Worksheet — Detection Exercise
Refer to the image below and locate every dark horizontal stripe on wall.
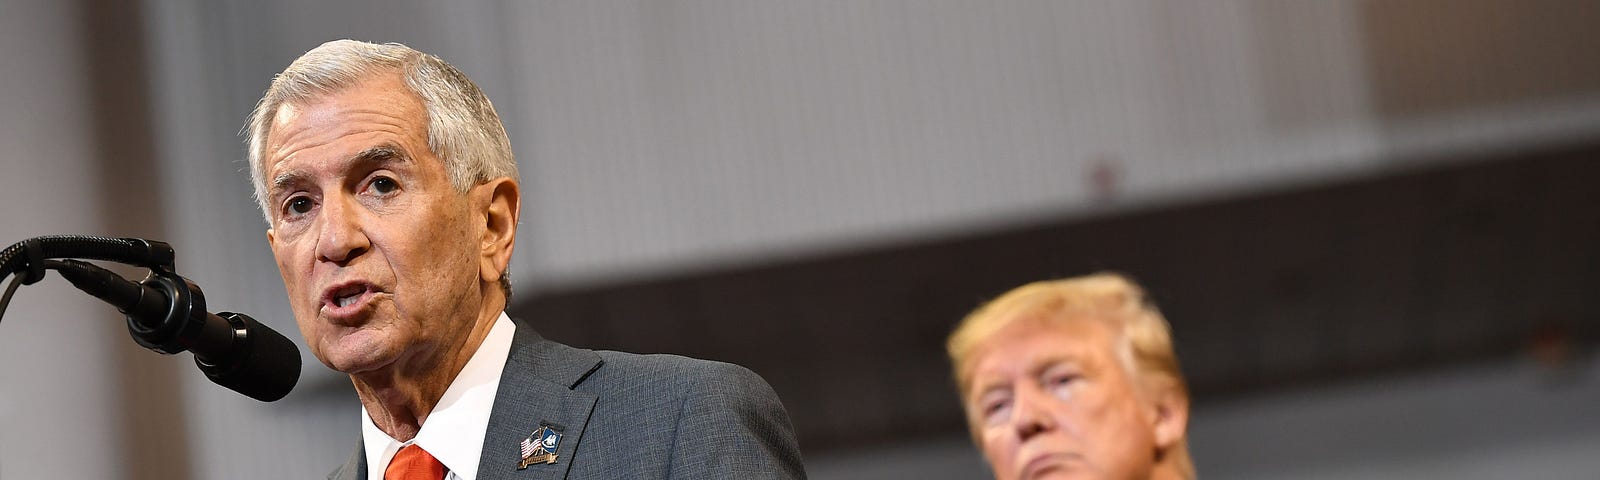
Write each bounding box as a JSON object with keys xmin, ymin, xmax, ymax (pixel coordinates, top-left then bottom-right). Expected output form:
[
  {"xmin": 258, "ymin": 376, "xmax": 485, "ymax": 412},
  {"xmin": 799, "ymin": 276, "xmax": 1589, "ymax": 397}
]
[{"xmin": 512, "ymin": 140, "xmax": 1600, "ymax": 453}]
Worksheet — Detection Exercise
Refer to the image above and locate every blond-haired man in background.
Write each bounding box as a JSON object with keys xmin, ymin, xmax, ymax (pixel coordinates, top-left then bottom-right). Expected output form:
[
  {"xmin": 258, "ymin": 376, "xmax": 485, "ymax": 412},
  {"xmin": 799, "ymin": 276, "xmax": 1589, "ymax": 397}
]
[{"xmin": 947, "ymin": 273, "xmax": 1194, "ymax": 480}]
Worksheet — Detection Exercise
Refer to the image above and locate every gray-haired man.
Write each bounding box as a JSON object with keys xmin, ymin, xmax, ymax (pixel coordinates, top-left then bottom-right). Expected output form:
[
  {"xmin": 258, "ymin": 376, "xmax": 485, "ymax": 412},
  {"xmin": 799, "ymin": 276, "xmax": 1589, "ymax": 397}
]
[{"xmin": 247, "ymin": 39, "xmax": 805, "ymax": 480}]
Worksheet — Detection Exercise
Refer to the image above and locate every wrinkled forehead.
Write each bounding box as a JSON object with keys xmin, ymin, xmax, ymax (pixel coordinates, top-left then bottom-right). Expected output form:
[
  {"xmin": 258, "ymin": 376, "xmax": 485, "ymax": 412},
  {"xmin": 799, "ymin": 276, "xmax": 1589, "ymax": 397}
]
[{"xmin": 263, "ymin": 79, "xmax": 428, "ymax": 170}]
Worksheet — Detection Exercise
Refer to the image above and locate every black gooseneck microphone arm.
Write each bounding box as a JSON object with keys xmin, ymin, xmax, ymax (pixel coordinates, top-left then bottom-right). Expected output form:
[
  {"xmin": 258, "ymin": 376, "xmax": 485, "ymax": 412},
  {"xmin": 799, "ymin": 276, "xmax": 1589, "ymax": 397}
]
[{"xmin": 0, "ymin": 235, "xmax": 301, "ymax": 402}]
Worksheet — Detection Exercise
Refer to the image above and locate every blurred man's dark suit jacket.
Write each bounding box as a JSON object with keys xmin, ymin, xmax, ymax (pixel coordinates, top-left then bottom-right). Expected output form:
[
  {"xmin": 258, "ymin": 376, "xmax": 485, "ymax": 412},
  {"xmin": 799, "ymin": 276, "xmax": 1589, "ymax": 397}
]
[{"xmin": 327, "ymin": 318, "xmax": 807, "ymax": 479}]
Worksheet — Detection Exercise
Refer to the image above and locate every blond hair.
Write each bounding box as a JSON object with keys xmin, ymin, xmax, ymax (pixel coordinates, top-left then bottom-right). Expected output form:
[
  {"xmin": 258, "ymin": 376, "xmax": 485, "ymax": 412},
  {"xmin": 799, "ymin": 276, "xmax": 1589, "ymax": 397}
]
[{"xmin": 947, "ymin": 272, "xmax": 1193, "ymax": 477}]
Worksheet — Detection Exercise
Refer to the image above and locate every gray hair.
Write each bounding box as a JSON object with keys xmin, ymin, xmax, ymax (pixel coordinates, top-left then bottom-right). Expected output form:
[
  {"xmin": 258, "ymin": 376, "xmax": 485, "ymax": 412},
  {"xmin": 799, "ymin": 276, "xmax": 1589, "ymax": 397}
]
[
  {"xmin": 245, "ymin": 40, "xmax": 519, "ymax": 300},
  {"xmin": 245, "ymin": 39, "xmax": 518, "ymax": 220}
]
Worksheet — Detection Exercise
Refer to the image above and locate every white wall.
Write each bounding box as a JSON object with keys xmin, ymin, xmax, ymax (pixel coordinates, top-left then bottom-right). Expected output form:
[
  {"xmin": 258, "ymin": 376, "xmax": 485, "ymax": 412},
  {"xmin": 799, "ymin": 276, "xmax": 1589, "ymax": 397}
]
[
  {"xmin": 0, "ymin": 1, "xmax": 123, "ymax": 478},
  {"xmin": 502, "ymin": 1, "xmax": 1376, "ymax": 287}
]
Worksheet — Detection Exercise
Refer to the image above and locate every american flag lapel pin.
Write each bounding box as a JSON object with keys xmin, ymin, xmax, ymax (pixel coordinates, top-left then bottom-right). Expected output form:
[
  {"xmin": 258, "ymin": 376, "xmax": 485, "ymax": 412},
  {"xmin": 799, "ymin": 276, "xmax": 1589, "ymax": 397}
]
[{"xmin": 518, "ymin": 422, "xmax": 563, "ymax": 469}]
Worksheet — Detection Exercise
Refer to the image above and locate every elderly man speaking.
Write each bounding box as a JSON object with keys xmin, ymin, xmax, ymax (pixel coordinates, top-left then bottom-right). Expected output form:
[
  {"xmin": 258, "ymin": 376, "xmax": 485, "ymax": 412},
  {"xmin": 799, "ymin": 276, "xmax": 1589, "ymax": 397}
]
[
  {"xmin": 947, "ymin": 273, "xmax": 1194, "ymax": 480},
  {"xmin": 247, "ymin": 40, "xmax": 805, "ymax": 480}
]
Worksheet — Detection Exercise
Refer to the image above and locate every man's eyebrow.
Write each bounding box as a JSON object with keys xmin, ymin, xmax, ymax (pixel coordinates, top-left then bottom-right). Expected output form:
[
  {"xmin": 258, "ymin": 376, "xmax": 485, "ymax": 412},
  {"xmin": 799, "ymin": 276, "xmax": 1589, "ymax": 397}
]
[
  {"xmin": 970, "ymin": 375, "xmax": 1012, "ymax": 399},
  {"xmin": 351, "ymin": 143, "xmax": 410, "ymax": 167},
  {"xmin": 269, "ymin": 170, "xmax": 307, "ymax": 201},
  {"xmin": 975, "ymin": 382, "xmax": 1008, "ymax": 397},
  {"xmin": 1031, "ymin": 354, "xmax": 1088, "ymax": 376}
]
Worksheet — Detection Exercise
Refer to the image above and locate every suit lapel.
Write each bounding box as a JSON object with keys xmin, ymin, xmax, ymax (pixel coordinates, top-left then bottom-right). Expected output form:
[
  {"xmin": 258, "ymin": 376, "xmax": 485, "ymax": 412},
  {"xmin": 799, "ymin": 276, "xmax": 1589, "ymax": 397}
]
[
  {"xmin": 326, "ymin": 441, "xmax": 364, "ymax": 480},
  {"xmin": 475, "ymin": 320, "xmax": 604, "ymax": 480}
]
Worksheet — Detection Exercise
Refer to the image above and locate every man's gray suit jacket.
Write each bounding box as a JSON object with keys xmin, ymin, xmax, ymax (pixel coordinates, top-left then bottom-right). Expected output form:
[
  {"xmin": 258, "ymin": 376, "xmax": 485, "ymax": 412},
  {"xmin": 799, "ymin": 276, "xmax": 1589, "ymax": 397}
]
[{"xmin": 328, "ymin": 318, "xmax": 807, "ymax": 479}]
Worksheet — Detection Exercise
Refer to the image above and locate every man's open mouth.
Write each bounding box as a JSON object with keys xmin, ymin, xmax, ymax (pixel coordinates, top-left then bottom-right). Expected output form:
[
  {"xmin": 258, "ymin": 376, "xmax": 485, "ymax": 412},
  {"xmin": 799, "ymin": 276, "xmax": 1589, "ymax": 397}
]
[{"xmin": 322, "ymin": 282, "xmax": 376, "ymax": 312}]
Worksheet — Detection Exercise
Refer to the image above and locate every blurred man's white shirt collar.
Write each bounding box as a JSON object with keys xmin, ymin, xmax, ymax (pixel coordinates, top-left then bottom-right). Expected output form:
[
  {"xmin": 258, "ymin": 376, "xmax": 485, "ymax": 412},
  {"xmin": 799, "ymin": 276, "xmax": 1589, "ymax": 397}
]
[{"xmin": 360, "ymin": 312, "xmax": 515, "ymax": 480}]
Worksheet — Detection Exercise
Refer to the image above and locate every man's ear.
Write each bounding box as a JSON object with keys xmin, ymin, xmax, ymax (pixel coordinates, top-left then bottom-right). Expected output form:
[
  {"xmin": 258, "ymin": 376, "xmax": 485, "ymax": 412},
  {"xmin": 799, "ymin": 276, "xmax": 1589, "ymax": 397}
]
[
  {"xmin": 266, "ymin": 228, "xmax": 277, "ymax": 249},
  {"xmin": 1147, "ymin": 380, "xmax": 1190, "ymax": 451},
  {"xmin": 474, "ymin": 177, "xmax": 520, "ymax": 284}
]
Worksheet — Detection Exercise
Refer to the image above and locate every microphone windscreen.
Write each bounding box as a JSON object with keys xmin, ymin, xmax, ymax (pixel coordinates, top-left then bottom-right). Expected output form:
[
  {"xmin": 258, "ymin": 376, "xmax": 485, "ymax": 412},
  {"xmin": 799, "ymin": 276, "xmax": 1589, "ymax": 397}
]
[{"xmin": 195, "ymin": 312, "xmax": 302, "ymax": 402}]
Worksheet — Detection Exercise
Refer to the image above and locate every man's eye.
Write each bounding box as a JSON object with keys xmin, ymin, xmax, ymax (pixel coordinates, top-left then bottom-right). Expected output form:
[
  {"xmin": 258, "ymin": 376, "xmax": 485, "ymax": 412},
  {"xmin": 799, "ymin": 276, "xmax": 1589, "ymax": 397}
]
[
  {"xmin": 1046, "ymin": 374, "xmax": 1079, "ymax": 399},
  {"xmin": 285, "ymin": 196, "xmax": 314, "ymax": 215},
  {"xmin": 979, "ymin": 396, "xmax": 1012, "ymax": 423},
  {"xmin": 369, "ymin": 176, "xmax": 398, "ymax": 195}
]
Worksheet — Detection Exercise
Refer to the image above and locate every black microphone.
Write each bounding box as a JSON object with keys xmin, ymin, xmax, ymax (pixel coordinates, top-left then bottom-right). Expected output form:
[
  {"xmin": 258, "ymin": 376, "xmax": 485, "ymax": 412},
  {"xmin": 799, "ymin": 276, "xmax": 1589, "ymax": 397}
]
[{"xmin": 51, "ymin": 259, "xmax": 301, "ymax": 402}]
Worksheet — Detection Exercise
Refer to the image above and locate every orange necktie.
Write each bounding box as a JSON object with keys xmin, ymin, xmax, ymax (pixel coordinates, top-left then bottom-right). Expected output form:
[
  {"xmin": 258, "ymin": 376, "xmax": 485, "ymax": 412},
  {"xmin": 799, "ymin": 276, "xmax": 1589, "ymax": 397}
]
[{"xmin": 385, "ymin": 444, "xmax": 447, "ymax": 480}]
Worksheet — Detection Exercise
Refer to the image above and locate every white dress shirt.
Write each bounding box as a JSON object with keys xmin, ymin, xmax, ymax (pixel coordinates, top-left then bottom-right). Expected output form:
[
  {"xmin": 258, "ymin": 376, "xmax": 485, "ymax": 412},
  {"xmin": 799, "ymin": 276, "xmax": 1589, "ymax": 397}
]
[{"xmin": 361, "ymin": 312, "xmax": 515, "ymax": 480}]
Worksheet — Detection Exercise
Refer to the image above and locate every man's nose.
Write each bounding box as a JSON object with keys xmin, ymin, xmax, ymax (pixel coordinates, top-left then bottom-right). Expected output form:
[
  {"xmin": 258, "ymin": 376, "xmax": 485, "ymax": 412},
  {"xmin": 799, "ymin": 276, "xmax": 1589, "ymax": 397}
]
[
  {"xmin": 315, "ymin": 194, "xmax": 370, "ymax": 264},
  {"xmin": 1013, "ymin": 386, "xmax": 1057, "ymax": 441}
]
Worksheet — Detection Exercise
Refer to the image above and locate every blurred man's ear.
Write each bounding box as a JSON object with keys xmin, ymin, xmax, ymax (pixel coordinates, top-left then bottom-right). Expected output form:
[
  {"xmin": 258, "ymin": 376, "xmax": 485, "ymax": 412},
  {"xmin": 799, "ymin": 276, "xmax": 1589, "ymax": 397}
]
[
  {"xmin": 474, "ymin": 177, "xmax": 520, "ymax": 286},
  {"xmin": 1148, "ymin": 378, "xmax": 1189, "ymax": 451}
]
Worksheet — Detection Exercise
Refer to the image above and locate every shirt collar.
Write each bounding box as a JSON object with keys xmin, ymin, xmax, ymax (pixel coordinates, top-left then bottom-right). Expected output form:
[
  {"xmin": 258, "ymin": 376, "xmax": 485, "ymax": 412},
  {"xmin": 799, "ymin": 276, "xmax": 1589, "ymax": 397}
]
[{"xmin": 361, "ymin": 312, "xmax": 515, "ymax": 480}]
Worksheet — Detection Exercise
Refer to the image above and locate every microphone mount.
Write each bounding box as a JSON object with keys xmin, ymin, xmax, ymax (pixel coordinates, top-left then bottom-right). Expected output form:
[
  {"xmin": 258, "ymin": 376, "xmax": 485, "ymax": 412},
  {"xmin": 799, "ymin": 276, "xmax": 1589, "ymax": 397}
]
[{"xmin": 0, "ymin": 235, "xmax": 301, "ymax": 402}]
